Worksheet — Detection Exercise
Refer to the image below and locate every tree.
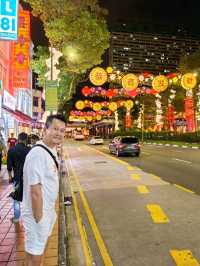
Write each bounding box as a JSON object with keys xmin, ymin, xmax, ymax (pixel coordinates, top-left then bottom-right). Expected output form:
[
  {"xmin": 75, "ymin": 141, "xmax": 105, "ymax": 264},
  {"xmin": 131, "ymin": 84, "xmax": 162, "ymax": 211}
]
[
  {"xmin": 179, "ymin": 49, "xmax": 200, "ymax": 75},
  {"xmin": 25, "ymin": 0, "xmax": 110, "ymax": 110}
]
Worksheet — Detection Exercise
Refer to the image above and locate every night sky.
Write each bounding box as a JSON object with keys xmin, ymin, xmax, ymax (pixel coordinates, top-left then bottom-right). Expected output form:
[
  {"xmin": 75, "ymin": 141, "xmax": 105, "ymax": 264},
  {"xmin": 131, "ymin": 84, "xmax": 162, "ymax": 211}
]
[{"xmin": 100, "ymin": 0, "xmax": 200, "ymax": 34}]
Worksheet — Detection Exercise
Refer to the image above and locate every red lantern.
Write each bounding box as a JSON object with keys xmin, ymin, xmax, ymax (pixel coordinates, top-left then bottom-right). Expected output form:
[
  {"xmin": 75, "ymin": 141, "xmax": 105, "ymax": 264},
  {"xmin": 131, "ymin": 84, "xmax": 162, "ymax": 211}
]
[
  {"xmin": 82, "ymin": 86, "xmax": 91, "ymax": 96},
  {"xmin": 128, "ymin": 90, "xmax": 137, "ymax": 97},
  {"xmin": 151, "ymin": 89, "xmax": 158, "ymax": 95}
]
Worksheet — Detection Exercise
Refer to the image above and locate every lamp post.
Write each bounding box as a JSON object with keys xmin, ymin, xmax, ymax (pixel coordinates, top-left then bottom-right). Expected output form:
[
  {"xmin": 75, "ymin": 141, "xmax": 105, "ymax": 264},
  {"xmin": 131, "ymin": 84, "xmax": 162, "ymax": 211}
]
[{"xmin": 141, "ymin": 103, "xmax": 145, "ymax": 143}]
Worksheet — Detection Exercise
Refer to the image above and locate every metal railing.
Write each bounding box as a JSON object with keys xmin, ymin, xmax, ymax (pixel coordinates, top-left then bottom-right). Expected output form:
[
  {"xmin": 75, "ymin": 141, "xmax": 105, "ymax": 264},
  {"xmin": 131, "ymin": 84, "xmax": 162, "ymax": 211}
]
[{"xmin": 58, "ymin": 159, "xmax": 69, "ymax": 266}]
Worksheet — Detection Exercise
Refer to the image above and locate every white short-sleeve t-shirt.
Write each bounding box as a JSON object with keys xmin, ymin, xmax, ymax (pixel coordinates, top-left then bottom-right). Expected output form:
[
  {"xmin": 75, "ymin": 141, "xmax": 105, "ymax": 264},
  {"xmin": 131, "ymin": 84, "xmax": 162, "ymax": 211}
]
[{"xmin": 22, "ymin": 141, "xmax": 59, "ymax": 217}]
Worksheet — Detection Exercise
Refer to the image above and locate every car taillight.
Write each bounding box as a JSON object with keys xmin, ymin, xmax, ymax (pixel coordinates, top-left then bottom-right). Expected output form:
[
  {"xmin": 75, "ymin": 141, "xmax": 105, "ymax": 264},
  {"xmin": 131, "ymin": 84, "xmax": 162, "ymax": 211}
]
[
  {"xmin": 133, "ymin": 143, "xmax": 140, "ymax": 148},
  {"xmin": 118, "ymin": 144, "xmax": 125, "ymax": 149}
]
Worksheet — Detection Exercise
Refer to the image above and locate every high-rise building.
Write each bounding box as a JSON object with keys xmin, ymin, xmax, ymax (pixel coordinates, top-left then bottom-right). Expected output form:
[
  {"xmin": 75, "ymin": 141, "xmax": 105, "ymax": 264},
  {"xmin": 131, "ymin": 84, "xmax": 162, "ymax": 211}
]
[{"xmin": 109, "ymin": 31, "xmax": 200, "ymax": 74}]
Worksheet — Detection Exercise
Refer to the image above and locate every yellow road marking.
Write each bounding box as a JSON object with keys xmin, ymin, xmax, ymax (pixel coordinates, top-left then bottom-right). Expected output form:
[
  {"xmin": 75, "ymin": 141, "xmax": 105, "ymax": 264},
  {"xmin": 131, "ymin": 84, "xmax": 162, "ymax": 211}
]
[
  {"xmin": 67, "ymin": 152, "xmax": 113, "ymax": 266},
  {"xmin": 131, "ymin": 174, "xmax": 141, "ymax": 180},
  {"xmin": 137, "ymin": 185, "xmax": 149, "ymax": 194},
  {"xmin": 147, "ymin": 204, "xmax": 169, "ymax": 223},
  {"xmin": 127, "ymin": 166, "xmax": 135, "ymax": 171},
  {"xmin": 174, "ymin": 184, "xmax": 194, "ymax": 194},
  {"xmin": 71, "ymin": 191, "xmax": 93, "ymax": 266},
  {"xmin": 170, "ymin": 250, "xmax": 200, "ymax": 266}
]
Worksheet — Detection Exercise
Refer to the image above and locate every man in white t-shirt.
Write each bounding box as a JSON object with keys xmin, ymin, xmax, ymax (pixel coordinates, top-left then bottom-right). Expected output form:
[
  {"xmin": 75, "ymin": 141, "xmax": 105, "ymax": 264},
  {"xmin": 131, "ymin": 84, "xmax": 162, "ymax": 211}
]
[{"xmin": 22, "ymin": 114, "xmax": 66, "ymax": 266}]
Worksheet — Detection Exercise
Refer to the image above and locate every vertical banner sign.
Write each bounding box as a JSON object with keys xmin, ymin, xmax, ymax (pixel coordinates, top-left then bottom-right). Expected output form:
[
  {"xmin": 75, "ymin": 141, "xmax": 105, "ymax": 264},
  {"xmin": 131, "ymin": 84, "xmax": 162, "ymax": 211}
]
[
  {"xmin": 0, "ymin": 0, "xmax": 18, "ymax": 40},
  {"xmin": 184, "ymin": 97, "xmax": 195, "ymax": 132},
  {"xmin": 45, "ymin": 80, "xmax": 58, "ymax": 111},
  {"xmin": 11, "ymin": 10, "xmax": 30, "ymax": 91}
]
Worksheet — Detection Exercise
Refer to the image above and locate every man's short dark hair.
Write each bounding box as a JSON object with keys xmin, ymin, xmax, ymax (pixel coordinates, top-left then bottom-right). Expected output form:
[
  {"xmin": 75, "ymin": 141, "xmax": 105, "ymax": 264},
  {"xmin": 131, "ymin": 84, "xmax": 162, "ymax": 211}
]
[
  {"xmin": 45, "ymin": 114, "xmax": 66, "ymax": 129},
  {"xmin": 18, "ymin": 132, "xmax": 28, "ymax": 142}
]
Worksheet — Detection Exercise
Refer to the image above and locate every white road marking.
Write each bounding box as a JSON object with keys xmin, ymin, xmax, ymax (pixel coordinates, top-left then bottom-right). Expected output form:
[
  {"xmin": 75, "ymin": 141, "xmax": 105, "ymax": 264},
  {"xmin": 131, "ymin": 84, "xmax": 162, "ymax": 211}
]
[{"xmin": 172, "ymin": 158, "xmax": 192, "ymax": 164}]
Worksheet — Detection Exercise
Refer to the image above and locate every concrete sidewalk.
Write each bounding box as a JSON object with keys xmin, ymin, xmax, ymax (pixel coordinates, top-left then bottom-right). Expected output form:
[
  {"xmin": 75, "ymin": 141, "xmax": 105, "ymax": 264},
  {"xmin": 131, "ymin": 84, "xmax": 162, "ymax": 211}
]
[{"xmin": 0, "ymin": 166, "xmax": 58, "ymax": 266}]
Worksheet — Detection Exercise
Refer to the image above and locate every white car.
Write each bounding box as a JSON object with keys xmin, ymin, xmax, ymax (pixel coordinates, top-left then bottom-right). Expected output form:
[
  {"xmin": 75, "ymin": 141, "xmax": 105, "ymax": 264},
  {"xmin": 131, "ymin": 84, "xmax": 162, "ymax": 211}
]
[
  {"xmin": 89, "ymin": 136, "xmax": 104, "ymax": 145},
  {"xmin": 74, "ymin": 133, "xmax": 84, "ymax": 140}
]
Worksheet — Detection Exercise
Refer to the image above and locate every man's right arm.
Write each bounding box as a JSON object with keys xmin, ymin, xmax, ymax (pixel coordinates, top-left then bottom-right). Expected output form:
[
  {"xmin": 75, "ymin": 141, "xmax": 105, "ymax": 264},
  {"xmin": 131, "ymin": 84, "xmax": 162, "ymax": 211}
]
[{"xmin": 30, "ymin": 184, "xmax": 43, "ymax": 223}]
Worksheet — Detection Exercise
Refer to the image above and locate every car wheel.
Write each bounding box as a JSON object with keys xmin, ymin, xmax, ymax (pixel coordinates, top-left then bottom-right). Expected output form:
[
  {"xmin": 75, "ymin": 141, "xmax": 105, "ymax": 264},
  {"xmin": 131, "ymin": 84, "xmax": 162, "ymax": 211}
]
[
  {"xmin": 135, "ymin": 152, "xmax": 140, "ymax": 157},
  {"xmin": 116, "ymin": 150, "xmax": 121, "ymax": 157}
]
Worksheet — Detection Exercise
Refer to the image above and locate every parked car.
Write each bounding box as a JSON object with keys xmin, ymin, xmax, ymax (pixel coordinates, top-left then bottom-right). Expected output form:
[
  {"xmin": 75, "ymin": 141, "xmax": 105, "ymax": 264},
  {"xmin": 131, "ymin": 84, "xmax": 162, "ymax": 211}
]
[
  {"xmin": 109, "ymin": 136, "xmax": 140, "ymax": 157},
  {"xmin": 74, "ymin": 133, "xmax": 84, "ymax": 140},
  {"xmin": 88, "ymin": 136, "xmax": 104, "ymax": 145}
]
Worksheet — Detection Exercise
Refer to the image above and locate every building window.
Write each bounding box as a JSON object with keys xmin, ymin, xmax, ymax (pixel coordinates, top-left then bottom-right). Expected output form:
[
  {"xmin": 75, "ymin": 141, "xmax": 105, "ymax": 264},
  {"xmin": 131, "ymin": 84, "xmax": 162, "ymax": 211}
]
[{"xmin": 33, "ymin": 96, "xmax": 39, "ymax": 107}]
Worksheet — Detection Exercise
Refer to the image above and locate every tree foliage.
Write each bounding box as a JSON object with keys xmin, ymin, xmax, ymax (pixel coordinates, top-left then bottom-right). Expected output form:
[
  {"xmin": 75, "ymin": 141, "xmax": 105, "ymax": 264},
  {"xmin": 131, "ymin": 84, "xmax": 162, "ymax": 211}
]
[
  {"xmin": 24, "ymin": 0, "xmax": 109, "ymax": 74},
  {"xmin": 30, "ymin": 46, "xmax": 50, "ymax": 87},
  {"xmin": 179, "ymin": 49, "xmax": 200, "ymax": 74}
]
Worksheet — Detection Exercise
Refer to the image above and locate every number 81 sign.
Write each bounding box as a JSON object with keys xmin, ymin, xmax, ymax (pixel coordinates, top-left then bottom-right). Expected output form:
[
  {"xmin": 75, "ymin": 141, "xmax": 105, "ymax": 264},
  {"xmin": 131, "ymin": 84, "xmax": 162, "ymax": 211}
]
[{"xmin": 0, "ymin": 0, "xmax": 18, "ymax": 41}]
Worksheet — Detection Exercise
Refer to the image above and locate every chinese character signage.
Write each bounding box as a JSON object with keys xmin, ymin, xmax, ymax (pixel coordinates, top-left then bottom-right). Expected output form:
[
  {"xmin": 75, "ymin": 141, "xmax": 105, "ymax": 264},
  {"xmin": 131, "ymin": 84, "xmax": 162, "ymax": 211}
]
[
  {"xmin": 11, "ymin": 10, "xmax": 30, "ymax": 90},
  {"xmin": 122, "ymin": 74, "xmax": 139, "ymax": 90},
  {"xmin": 181, "ymin": 73, "xmax": 197, "ymax": 90},
  {"xmin": 0, "ymin": 0, "xmax": 19, "ymax": 41},
  {"xmin": 152, "ymin": 75, "xmax": 169, "ymax": 92},
  {"xmin": 89, "ymin": 67, "xmax": 108, "ymax": 86}
]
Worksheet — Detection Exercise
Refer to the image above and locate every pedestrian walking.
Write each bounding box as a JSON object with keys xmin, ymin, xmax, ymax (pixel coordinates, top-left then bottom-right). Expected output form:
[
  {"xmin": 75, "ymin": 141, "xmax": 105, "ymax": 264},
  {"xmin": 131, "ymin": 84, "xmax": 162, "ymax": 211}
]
[
  {"xmin": 7, "ymin": 132, "xmax": 30, "ymax": 223},
  {"xmin": 22, "ymin": 114, "xmax": 66, "ymax": 266},
  {"xmin": 7, "ymin": 133, "xmax": 17, "ymax": 149},
  {"xmin": 0, "ymin": 133, "xmax": 6, "ymax": 173}
]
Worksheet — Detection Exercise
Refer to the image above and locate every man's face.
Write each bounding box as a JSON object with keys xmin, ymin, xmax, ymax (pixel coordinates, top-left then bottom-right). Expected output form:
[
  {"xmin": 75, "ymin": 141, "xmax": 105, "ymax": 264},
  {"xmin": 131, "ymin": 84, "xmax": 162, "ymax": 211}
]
[{"xmin": 45, "ymin": 119, "xmax": 65, "ymax": 146}]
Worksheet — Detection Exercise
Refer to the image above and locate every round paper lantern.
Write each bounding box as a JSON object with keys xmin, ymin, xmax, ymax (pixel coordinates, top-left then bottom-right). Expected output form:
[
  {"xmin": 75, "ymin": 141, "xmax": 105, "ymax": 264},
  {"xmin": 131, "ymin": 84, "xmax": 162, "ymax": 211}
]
[
  {"xmin": 181, "ymin": 73, "xmax": 197, "ymax": 90},
  {"xmin": 75, "ymin": 100, "xmax": 85, "ymax": 110},
  {"xmin": 89, "ymin": 67, "xmax": 108, "ymax": 86},
  {"xmin": 152, "ymin": 75, "xmax": 169, "ymax": 92},
  {"xmin": 96, "ymin": 115, "xmax": 102, "ymax": 121},
  {"xmin": 108, "ymin": 102, "xmax": 118, "ymax": 112},
  {"xmin": 87, "ymin": 116, "xmax": 93, "ymax": 121},
  {"xmin": 106, "ymin": 66, "xmax": 113, "ymax": 74},
  {"xmin": 124, "ymin": 100, "xmax": 134, "ymax": 110},
  {"xmin": 172, "ymin": 77, "xmax": 178, "ymax": 85},
  {"xmin": 122, "ymin": 74, "xmax": 139, "ymax": 90},
  {"xmin": 93, "ymin": 102, "xmax": 102, "ymax": 112},
  {"xmin": 82, "ymin": 86, "xmax": 91, "ymax": 96},
  {"xmin": 128, "ymin": 90, "xmax": 137, "ymax": 97}
]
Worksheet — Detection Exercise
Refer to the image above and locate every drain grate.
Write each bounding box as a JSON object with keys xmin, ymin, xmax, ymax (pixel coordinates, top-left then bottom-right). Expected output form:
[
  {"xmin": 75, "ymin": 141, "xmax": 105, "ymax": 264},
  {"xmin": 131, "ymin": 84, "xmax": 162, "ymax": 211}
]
[{"xmin": 94, "ymin": 161, "xmax": 107, "ymax": 164}]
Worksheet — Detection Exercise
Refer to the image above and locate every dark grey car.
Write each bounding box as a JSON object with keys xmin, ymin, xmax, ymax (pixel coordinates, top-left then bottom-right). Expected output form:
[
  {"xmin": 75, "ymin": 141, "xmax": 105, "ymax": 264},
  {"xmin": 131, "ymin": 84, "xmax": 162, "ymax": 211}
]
[{"xmin": 109, "ymin": 136, "xmax": 140, "ymax": 157}]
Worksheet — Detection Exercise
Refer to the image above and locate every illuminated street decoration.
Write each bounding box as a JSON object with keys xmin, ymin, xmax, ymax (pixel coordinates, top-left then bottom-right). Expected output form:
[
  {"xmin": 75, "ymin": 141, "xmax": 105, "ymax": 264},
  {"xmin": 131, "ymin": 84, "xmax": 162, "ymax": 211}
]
[
  {"xmin": 92, "ymin": 102, "xmax": 102, "ymax": 111},
  {"xmin": 181, "ymin": 73, "xmax": 197, "ymax": 90},
  {"xmin": 124, "ymin": 100, "xmax": 134, "ymax": 110},
  {"xmin": 122, "ymin": 74, "xmax": 139, "ymax": 90},
  {"xmin": 89, "ymin": 67, "xmax": 108, "ymax": 86},
  {"xmin": 75, "ymin": 100, "xmax": 85, "ymax": 110},
  {"xmin": 152, "ymin": 75, "xmax": 169, "ymax": 92},
  {"xmin": 106, "ymin": 66, "xmax": 113, "ymax": 74},
  {"xmin": 108, "ymin": 102, "xmax": 118, "ymax": 112}
]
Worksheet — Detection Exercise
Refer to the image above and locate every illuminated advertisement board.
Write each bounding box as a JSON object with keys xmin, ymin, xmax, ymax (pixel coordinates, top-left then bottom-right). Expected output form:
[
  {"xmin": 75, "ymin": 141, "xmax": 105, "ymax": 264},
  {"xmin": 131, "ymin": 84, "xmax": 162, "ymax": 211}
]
[
  {"xmin": 11, "ymin": 9, "xmax": 30, "ymax": 90},
  {"xmin": 0, "ymin": 0, "xmax": 19, "ymax": 41}
]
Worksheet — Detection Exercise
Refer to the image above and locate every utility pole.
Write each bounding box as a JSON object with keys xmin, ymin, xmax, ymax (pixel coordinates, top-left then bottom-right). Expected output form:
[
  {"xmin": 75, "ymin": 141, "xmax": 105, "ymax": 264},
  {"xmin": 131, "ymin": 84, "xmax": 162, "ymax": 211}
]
[
  {"xmin": 141, "ymin": 103, "xmax": 145, "ymax": 143},
  {"xmin": 50, "ymin": 46, "xmax": 53, "ymax": 81}
]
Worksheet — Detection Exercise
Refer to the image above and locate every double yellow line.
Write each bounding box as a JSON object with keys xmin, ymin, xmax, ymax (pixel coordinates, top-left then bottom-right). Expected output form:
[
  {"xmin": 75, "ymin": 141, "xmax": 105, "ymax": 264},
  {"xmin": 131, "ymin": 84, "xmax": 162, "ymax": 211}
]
[{"xmin": 67, "ymin": 153, "xmax": 113, "ymax": 266}]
